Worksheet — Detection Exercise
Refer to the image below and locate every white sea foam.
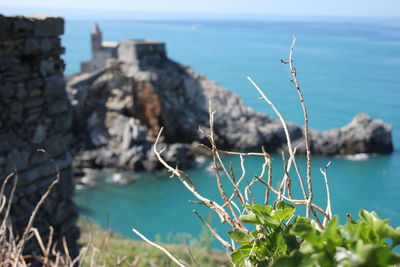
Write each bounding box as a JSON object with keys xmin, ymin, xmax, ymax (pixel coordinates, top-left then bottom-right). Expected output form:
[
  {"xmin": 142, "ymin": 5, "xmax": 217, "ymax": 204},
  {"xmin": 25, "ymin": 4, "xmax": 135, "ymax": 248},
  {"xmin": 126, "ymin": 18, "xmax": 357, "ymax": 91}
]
[
  {"xmin": 106, "ymin": 173, "xmax": 134, "ymax": 185},
  {"xmin": 343, "ymin": 153, "xmax": 370, "ymax": 161}
]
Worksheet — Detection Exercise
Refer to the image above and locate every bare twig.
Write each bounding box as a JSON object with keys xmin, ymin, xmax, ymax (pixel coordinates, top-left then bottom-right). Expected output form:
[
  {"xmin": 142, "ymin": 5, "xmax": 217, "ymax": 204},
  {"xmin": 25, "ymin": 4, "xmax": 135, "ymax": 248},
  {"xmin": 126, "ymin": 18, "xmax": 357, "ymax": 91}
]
[
  {"xmin": 244, "ymin": 179, "xmax": 257, "ymax": 205},
  {"xmin": 1, "ymin": 172, "xmax": 17, "ymax": 235},
  {"xmin": 183, "ymin": 240, "xmax": 200, "ymax": 267},
  {"xmin": 132, "ymin": 228, "xmax": 187, "ymax": 267},
  {"xmin": 263, "ymin": 147, "xmax": 273, "ymax": 206},
  {"xmin": 153, "ymin": 128, "xmax": 247, "ymax": 233},
  {"xmin": 196, "ymin": 144, "xmax": 265, "ymax": 157},
  {"xmin": 321, "ymin": 161, "xmax": 332, "ymax": 227},
  {"xmin": 287, "ymin": 35, "xmax": 313, "ymax": 217},
  {"xmin": 208, "ymin": 105, "xmax": 244, "ymax": 228},
  {"xmin": 247, "ymin": 77, "xmax": 308, "ymax": 203},
  {"xmin": 193, "ymin": 210, "xmax": 233, "ymax": 251}
]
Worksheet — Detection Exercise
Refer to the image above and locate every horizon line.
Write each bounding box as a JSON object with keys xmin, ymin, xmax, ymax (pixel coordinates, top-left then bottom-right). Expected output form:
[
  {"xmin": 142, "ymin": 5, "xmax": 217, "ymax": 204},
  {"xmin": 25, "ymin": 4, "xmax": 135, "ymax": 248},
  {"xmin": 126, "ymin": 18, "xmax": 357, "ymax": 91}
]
[{"xmin": 2, "ymin": 6, "xmax": 400, "ymax": 21}]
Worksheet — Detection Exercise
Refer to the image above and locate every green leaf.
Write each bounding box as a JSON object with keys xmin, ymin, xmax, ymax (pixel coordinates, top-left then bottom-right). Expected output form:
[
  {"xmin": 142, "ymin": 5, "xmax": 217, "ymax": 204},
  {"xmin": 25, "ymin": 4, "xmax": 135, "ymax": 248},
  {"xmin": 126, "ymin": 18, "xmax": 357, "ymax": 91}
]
[
  {"xmin": 356, "ymin": 241, "xmax": 392, "ymax": 266},
  {"xmin": 372, "ymin": 219, "xmax": 392, "ymax": 240},
  {"xmin": 271, "ymin": 251, "xmax": 305, "ymax": 267},
  {"xmin": 359, "ymin": 209, "xmax": 379, "ymax": 224},
  {"xmin": 276, "ymin": 201, "xmax": 295, "ymax": 211},
  {"xmin": 299, "ymin": 240, "xmax": 316, "ymax": 254},
  {"xmin": 228, "ymin": 231, "xmax": 252, "ymax": 244},
  {"xmin": 237, "ymin": 245, "xmax": 253, "ymax": 257},
  {"xmin": 246, "ymin": 204, "xmax": 273, "ymax": 215},
  {"xmin": 233, "ymin": 209, "xmax": 400, "ymax": 267},
  {"xmin": 240, "ymin": 213, "xmax": 261, "ymax": 224},
  {"xmin": 388, "ymin": 252, "xmax": 400, "ymax": 265},
  {"xmin": 270, "ymin": 256, "xmax": 298, "ymax": 267},
  {"xmin": 275, "ymin": 231, "xmax": 288, "ymax": 255},
  {"xmin": 290, "ymin": 217, "xmax": 320, "ymax": 246},
  {"xmin": 262, "ymin": 215, "xmax": 281, "ymax": 228},
  {"xmin": 284, "ymin": 234, "xmax": 300, "ymax": 252},
  {"xmin": 391, "ymin": 227, "xmax": 400, "ymax": 247},
  {"xmin": 290, "ymin": 217, "xmax": 313, "ymax": 235},
  {"xmin": 322, "ymin": 216, "xmax": 341, "ymax": 245},
  {"xmin": 274, "ymin": 208, "xmax": 295, "ymax": 222},
  {"xmin": 310, "ymin": 251, "xmax": 333, "ymax": 267},
  {"xmin": 250, "ymin": 230, "xmax": 260, "ymax": 238},
  {"xmin": 231, "ymin": 251, "xmax": 242, "ymax": 264},
  {"xmin": 245, "ymin": 204, "xmax": 281, "ymax": 227}
]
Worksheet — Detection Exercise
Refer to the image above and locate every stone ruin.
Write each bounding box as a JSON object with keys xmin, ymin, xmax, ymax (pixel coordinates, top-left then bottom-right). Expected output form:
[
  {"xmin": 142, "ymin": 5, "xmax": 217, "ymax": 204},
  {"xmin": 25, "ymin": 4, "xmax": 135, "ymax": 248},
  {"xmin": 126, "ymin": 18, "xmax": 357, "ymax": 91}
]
[
  {"xmin": 0, "ymin": 14, "xmax": 79, "ymax": 257},
  {"xmin": 80, "ymin": 23, "xmax": 166, "ymax": 73}
]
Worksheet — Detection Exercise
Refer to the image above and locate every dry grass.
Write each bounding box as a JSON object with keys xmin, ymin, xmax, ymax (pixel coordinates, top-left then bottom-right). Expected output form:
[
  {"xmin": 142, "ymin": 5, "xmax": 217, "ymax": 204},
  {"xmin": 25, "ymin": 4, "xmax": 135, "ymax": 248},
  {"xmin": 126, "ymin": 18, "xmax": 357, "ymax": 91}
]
[
  {"xmin": 0, "ymin": 170, "xmax": 229, "ymax": 266},
  {"xmin": 78, "ymin": 221, "xmax": 229, "ymax": 267},
  {"xmin": 0, "ymin": 149, "xmax": 81, "ymax": 266}
]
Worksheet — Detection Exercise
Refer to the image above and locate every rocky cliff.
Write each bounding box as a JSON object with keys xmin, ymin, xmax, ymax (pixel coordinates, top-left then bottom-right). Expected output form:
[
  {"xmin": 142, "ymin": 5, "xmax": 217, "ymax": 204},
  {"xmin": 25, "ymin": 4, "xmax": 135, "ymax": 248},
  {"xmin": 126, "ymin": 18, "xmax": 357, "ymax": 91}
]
[
  {"xmin": 67, "ymin": 43, "xmax": 393, "ymax": 173},
  {"xmin": 0, "ymin": 14, "xmax": 79, "ymax": 257}
]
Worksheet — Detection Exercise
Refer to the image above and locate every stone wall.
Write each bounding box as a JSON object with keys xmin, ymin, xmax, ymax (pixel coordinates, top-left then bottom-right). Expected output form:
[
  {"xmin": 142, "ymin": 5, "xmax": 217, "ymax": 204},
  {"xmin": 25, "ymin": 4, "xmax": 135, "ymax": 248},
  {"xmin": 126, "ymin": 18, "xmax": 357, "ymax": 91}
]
[
  {"xmin": 118, "ymin": 40, "xmax": 166, "ymax": 67},
  {"xmin": 0, "ymin": 14, "xmax": 79, "ymax": 257}
]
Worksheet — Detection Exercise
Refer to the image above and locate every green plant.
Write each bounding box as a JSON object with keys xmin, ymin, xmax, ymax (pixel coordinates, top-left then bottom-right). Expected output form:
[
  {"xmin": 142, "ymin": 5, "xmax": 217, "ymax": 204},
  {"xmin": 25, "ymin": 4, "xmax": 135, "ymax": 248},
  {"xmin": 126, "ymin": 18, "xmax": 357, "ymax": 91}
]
[
  {"xmin": 230, "ymin": 202, "xmax": 400, "ymax": 266},
  {"xmin": 131, "ymin": 36, "xmax": 400, "ymax": 267}
]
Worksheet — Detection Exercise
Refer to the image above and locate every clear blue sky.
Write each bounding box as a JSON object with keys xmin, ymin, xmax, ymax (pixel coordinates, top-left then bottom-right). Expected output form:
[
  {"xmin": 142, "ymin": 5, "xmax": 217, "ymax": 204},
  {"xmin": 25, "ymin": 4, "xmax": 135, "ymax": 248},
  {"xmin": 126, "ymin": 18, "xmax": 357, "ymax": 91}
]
[{"xmin": 1, "ymin": 0, "xmax": 400, "ymax": 19}]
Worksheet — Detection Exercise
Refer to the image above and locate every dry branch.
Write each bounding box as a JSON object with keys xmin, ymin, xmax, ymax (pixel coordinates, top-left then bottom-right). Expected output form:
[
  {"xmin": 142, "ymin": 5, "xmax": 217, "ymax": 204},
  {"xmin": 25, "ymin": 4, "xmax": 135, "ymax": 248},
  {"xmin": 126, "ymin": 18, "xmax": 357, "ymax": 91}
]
[
  {"xmin": 144, "ymin": 36, "xmax": 333, "ymax": 265},
  {"xmin": 287, "ymin": 35, "xmax": 313, "ymax": 218},
  {"xmin": 321, "ymin": 161, "xmax": 332, "ymax": 227},
  {"xmin": 193, "ymin": 210, "xmax": 233, "ymax": 251},
  {"xmin": 132, "ymin": 228, "xmax": 187, "ymax": 267},
  {"xmin": 247, "ymin": 76, "xmax": 308, "ymax": 203}
]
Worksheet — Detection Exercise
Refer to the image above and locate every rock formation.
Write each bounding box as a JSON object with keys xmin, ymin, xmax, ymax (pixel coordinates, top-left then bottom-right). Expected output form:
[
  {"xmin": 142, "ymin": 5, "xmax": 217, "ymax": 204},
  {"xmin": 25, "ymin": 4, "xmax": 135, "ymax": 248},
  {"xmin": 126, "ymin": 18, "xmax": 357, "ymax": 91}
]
[
  {"xmin": 67, "ymin": 41, "xmax": 393, "ymax": 173},
  {"xmin": 308, "ymin": 113, "xmax": 393, "ymax": 155},
  {"xmin": 0, "ymin": 15, "xmax": 79, "ymax": 257}
]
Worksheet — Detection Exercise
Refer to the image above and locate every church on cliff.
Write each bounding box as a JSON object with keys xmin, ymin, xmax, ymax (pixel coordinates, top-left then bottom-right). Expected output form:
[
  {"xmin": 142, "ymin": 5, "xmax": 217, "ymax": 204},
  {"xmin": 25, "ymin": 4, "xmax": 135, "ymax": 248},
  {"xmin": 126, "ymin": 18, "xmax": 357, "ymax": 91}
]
[{"xmin": 80, "ymin": 23, "xmax": 166, "ymax": 73}]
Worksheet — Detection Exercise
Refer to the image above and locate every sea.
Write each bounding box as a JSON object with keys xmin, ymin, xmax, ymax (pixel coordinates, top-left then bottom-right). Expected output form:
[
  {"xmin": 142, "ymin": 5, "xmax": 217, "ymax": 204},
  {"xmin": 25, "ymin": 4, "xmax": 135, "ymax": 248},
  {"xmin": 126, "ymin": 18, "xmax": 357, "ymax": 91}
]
[{"xmin": 64, "ymin": 18, "xmax": 400, "ymax": 248}]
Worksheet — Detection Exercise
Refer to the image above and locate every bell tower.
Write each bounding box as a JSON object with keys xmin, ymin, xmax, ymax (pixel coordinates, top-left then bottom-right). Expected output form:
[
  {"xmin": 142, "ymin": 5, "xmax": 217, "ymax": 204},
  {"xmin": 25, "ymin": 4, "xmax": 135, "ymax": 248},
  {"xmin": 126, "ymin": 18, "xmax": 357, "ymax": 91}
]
[{"xmin": 91, "ymin": 23, "xmax": 102, "ymax": 58}]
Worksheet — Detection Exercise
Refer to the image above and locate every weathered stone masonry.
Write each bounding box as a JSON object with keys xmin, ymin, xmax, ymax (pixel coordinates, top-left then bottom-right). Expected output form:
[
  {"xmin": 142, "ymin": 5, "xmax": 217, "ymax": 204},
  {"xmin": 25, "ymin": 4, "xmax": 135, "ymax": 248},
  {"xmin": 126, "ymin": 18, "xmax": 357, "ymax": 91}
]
[{"xmin": 0, "ymin": 15, "xmax": 79, "ymax": 256}]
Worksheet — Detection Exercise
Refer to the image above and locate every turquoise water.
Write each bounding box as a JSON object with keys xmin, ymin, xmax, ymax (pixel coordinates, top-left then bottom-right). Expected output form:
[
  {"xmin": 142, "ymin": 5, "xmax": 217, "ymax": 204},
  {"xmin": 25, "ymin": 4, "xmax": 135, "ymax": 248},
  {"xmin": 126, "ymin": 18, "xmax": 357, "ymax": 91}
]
[{"xmin": 67, "ymin": 19, "xmax": 400, "ymax": 247}]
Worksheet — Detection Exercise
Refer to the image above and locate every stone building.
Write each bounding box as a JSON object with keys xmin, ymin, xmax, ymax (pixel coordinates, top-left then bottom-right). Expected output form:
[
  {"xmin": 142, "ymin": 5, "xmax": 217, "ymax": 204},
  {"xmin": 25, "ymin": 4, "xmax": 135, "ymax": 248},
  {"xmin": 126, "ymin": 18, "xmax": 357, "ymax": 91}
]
[{"xmin": 80, "ymin": 24, "xmax": 166, "ymax": 73}]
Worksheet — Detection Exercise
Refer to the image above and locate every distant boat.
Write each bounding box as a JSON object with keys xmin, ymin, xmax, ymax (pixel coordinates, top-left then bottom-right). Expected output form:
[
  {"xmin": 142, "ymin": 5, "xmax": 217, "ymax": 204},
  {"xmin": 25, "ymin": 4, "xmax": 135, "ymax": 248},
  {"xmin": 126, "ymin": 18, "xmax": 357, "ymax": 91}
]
[{"xmin": 191, "ymin": 25, "xmax": 198, "ymax": 32}]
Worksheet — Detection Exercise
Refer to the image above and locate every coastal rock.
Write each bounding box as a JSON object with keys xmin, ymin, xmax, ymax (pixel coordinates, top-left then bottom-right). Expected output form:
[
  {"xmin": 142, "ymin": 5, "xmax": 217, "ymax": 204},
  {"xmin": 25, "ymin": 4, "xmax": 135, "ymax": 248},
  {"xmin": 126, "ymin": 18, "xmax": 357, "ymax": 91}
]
[
  {"xmin": 67, "ymin": 40, "xmax": 393, "ymax": 172},
  {"xmin": 308, "ymin": 113, "xmax": 393, "ymax": 155}
]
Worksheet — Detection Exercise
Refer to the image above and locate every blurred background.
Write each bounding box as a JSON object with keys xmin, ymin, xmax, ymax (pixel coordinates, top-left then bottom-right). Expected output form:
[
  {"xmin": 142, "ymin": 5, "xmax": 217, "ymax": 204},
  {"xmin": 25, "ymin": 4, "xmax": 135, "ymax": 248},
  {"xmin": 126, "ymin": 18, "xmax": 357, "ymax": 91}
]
[{"xmin": 2, "ymin": 0, "xmax": 399, "ymax": 250}]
